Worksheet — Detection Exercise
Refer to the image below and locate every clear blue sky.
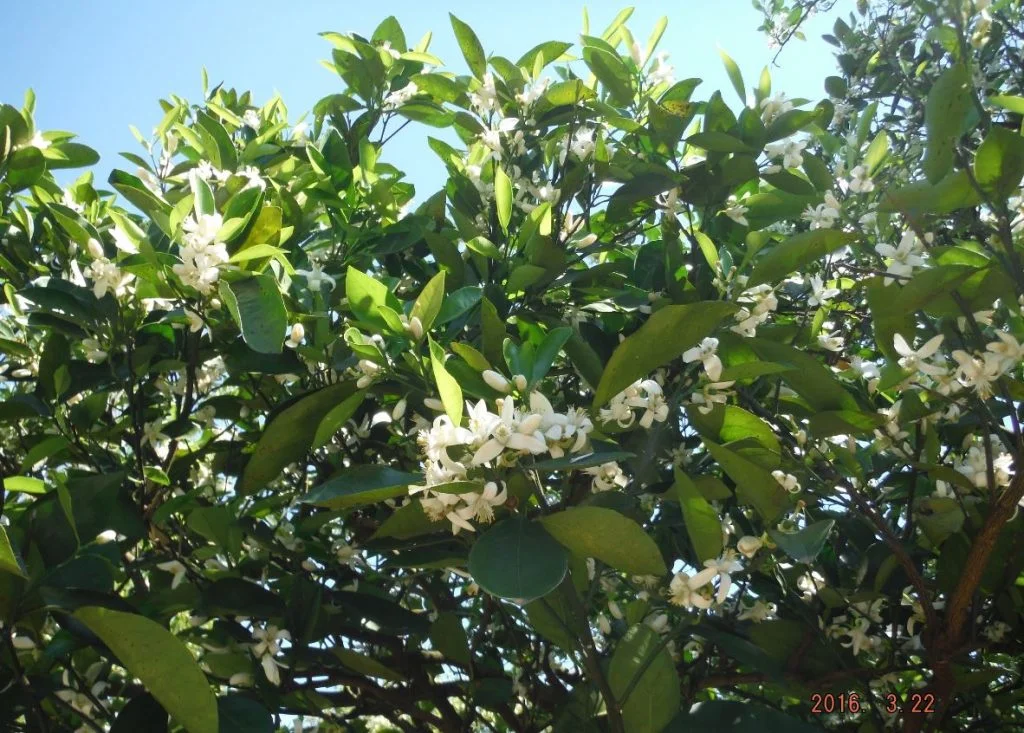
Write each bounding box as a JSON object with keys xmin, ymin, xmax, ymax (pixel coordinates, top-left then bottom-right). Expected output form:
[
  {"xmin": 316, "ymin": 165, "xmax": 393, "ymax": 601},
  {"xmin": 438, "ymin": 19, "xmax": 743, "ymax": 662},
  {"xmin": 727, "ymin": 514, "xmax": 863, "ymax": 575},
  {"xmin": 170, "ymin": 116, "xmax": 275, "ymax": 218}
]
[{"xmin": 1, "ymin": 0, "xmax": 850, "ymax": 193}]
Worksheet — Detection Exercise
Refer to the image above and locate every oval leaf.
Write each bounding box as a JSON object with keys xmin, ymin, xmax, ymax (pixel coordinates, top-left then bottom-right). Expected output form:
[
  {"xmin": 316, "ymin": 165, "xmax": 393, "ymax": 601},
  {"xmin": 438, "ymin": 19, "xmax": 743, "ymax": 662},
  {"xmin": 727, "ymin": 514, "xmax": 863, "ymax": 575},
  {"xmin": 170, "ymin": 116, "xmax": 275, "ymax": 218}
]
[
  {"xmin": 539, "ymin": 506, "xmax": 667, "ymax": 576},
  {"xmin": 468, "ymin": 516, "xmax": 568, "ymax": 601}
]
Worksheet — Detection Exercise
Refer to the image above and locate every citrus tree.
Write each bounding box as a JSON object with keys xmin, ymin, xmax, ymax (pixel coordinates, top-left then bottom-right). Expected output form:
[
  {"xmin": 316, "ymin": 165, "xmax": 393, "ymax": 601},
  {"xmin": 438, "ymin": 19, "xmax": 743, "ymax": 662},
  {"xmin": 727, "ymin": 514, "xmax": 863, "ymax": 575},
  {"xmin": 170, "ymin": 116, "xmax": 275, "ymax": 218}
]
[{"xmin": 1, "ymin": 2, "xmax": 1022, "ymax": 731}]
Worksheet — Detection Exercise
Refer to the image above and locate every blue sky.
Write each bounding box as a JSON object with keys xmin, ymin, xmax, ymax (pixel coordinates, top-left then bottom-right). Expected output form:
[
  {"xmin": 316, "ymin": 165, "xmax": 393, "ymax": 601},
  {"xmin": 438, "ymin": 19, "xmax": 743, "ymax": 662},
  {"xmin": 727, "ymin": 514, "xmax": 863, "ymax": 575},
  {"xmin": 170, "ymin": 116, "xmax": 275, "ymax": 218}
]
[{"xmin": 1, "ymin": 0, "xmax": 851, "ymax": 193}]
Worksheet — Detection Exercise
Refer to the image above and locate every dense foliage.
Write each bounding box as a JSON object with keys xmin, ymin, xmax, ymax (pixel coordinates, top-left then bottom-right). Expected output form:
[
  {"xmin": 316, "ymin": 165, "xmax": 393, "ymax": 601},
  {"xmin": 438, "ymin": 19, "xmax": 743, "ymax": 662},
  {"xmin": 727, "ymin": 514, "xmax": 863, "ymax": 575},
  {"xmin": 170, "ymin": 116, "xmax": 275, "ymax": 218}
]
[{"xmin": 1, "ymin": 1, "xmax": 1023, "ymax": 731}]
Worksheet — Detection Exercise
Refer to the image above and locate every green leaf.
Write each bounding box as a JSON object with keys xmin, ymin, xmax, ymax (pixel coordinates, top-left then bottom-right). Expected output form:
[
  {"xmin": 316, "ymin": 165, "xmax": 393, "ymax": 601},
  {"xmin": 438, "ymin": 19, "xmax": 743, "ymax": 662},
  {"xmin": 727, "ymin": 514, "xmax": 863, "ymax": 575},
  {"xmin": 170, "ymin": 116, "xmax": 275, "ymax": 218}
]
[
  {"xmin": 411, "ymin": 271, "xmax": 446, "ymax": 334},
  {"xmin": 897, "ymin": 264, "xmax": 978, "ymax": 313},
  {"xmin": 807, "ymin": 410, "xmax": 884, "ymax": 437},
  {"xmin": 747, "ymin": 338, "xmax": 859, "ymax": 412},
  {"xmin": 674, "ymin": 469, "xmax": 723, "ymax": 564},
  {"xmin": 494, "ymin": 166, "xmax": 512, "ymax": 233},
  {"xmin": 74, "ymin": 607, "xmax": 218, "ymax": 733},
  {"xmin": 302, "ymin": 465, "xmax": 420, "ymax": 509},
  {"xmin": 346, "ymin": 267, "xmax": 399, "ymax": 330},
  {"xmin": 988, "ymin": 95, "xmax": 1024, "ymax": 114},
  {"xmin": 539, "ymin": 507, "xmax": 667, "ymax": 576},
  {"xmin": 974, "ymin": 125, "xmax": 1024, "ymax": 198},
  {"xmin": 748, "ymin": 230, "xmax": 855, "ymax": 287},
  {"xmin": 436, "ymin": 286, "xmax": 483, "ymax": 325},
  {"xmin": 468, "ymin": 516, "xmax": 568, "ymax": 601},
  {"xmin": 609, "ymin": 624, "xmax": 680, "ymax": 733},
  {"xmin": 583, "ymin": 47, "xmax": 633, "ymax": 106},
  {"xmin": 333, "ymin": 648, "xmax": 406, "ymax": 682},
  {"xmin": 200, "ymin": 579, "xmax": 286, "ymax": 618},
  {"xmin": 4, "ymin": 476, "xmax": 46, "ymax": 494},
  {"xmin": 217, "ymin": 695, "xmax": 273, "ymax": 733},
  {"xmin": 0, "ymin": 525, "xmax": 26, "ymax": 578},
  {"xmin": 110, "ymin": 693, "xmax": 168, "ymax": 733},
  {"xmin": 543, "ymin": 80, "xmax": 596, "ymax": 107},
  {"xmin": 311, "ymin": 390, "xmax": 366, "ymax": 450},
  {"xmin": 703, "ymin": 440, "xmax": 788, "ymax": 521},
  {"xmin": 764, "ymin": 109, "xmax": 817, "ymax": 142},
  {"xmin": 109, "ymin": 169, "xmax": 170, "ymax": 222},
  {"xmin": 686, "ymin": 131, "xmax": 752, "ymax": 153},
  {"xmin": 769, "ymin": 520, "xmax": 834, "ymax": 564},
  {"xmin": 450, "ymin": 14, "xmax": 487, "ymax": 79},
  {"xmin": 530, "ymin": 326, "xmax": 572, "ymax": 384},
  {"xmin": 924, "ymin": 64, "xmax": 971, "ymax": 184},
  {"xmin": 718, "ymin": 49, "xmax": 745, "ymax": 104},
  {"xmin": 219, "ymin": 273, "xmax": 286, "ymax": 354},
  {"xmin": 430, "ymin": 612, "xmax": 471, "ymax": 666},
  {"xmin": 594, "ymin": 302, "xmax": 737, "ymax": 407},
  {"xmin": 190, "ymin": 173, "xmax": 216, "ymax": 217},
  {"xmin": 685, "ymin": 405, "xmax": 780, "ymax": 463},
  {"xmin": 526, "ymin": 594, "xmax": 577, "ymax": 651},
  {"xmin": 239, "ymin": 382, "xmax": 361, "ymax": 494},
  {"xmin": 372, "ymin": 500, "xmax": 447, "ymax": 540},
  {"xmin": 864, "ymin": 130, "xmax": 890, "ymax": 176},
  {"xmin": 429, "ymin": 338, "xmax": 463, "ymax": 425},
  {"xmin": 531, "ymin": 443, "xmax": 634, "ymax": 471},
  {"xmin": 880, "ymin": 170, "xmax": 982, "ymax": 217}
]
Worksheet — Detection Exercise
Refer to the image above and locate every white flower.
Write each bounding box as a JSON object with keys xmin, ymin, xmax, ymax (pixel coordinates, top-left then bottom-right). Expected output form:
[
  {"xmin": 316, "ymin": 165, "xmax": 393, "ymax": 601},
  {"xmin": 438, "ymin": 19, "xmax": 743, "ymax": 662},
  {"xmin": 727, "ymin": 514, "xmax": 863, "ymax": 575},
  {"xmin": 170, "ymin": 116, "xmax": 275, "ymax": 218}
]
[
  {"xmin": 736, "ymin": 535, "xmax": 763, "ymax": 559},
  {"xmin": 875, "ymin": 231, "xmax": 927, "ymax": 284},
  {"xmin": 470, "ymin": 73, "xmax": 499, "ymax": 114},
  {"xmin": 471, "ymin": 397, "xmax": 547, "ymax": 465},
  {"xmin": 668, "ymin": 572, "xmax": 713, "ymax": 609},
  {"xmin": 986, "ymin": 331, "xmax": 1024, "ymax": 374},
  {"xmin": 648, "ymin": 52, "xmax": 674, "ymax": 86},
  {"xmin": 242, "ymin": 109, "xmax": 261, "ymax": 129},
  {"xmin": 893, "ymin": 333, "xmax": 945, "ymax": 377},
  {"xmin": 565, "ymin": 128, "xmax": 596, "ymax": 160},
  {"xmin": 296, "ymin": 261, "xmax": 336, "ymax": 291},
  {"xmin": 817, "ymin": 329, "xmax": 844, "ymax": 352},
  {"xmin": 356, "ymin": 359, "xmax": 381, "ymax": 389},
  {"xmin": 682, "ymin": 337, "xmax": 723, "ymax": 381},
  {"xmin": 737, "ymin": 598, "xmax": 776, "ymax": 622},
  {"xmin": 807, "ymin": 274, "xmax": 840, "ymax": 306},
  {"xmin": 83, "ymin": 254, "xmax": 134, "ymax": 299},
  {"xmin": 847, "ymin": 165, "xmax": 875, "ymax": 193},
  {"xmin": 459, "ymin": 481, "xmax": 508, "ymax": 524},
  {"xmin": 142, "ymin": 421, "xmax": 171, "ymax": 459},
  {"xmin": 81, "ymin": 338, "xmax": 108, "ymax": 363},
  {"xmin": 688, "ymin": 551, "xmax": 743, "ymax": 605},
  {"xmin": 840, "ymin": 617, "xmax": 874, "ymax": 656},
  {"xmin": 156, "ymin": 560, "xmax": 187, "ymax": 589},
  {"xmin": 765, "ymin": 138, "xmax": 806, "ymax": 168},
  {"xmin": 185, "ymin": 309, "xmax": 204, "ymax": 333},
  {"xmin": 771, "ymin": 470, "xmax": 801, "ymax": 493},
  {"xmin": 759, "ymin": 92, "xmax": 793, "ymax": 123},
  {"xmin": 722, "ymin": 196, "xmax": 749, "ymax": 226},
  {"xmin": 951, "ymin": 351, "xmax": 1000, "ymax": 398},
  {"xmin": 689, "ymin": 380, "xmax": 735, "ymax": 414},
  {"xmin": 251, "ymin": 624, "xmax": 290, "ymax": 686},
  {"xmin": 802, "ymin": 191, "xmax": 841, "ymax": 230},
  {"xmin": 285, "ymin": 323, "xmax": 305, "ymax": 349},
  {"xmin": 583, "ymin": 461, "xmax": 629, "ymax": 492},
  {"xmin": 238, "ymin": 165, "xmax": 265, "ymax": 191}
]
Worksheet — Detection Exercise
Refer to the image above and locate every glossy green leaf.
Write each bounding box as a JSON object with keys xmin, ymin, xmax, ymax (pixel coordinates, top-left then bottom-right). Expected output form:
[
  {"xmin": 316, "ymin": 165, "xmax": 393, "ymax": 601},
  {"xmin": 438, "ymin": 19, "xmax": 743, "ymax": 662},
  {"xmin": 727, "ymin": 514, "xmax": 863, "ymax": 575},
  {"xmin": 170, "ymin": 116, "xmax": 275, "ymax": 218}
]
[
  {"xmin": 974, "ymin": 125, "xmax": 1024, "ymax": 198},
  {"xmin": 302, "ymin": 465, "xmax": 420, "ymax": 509},
  {"xmin": 411, "ymin": 270, "xmax": 446, "ymax": 333},
  {"xmin": 468, "ymin": 516, "xmax": 568, "ymax": 601},
  {"xmin": 240, "ymin": 381, "xmax": 360, "ymax": 493},
  {"xmin": 217, "ymin": 696, "xmax": 273, "ymax": 733},
  {"xmin": 429, "ymin": 337, "xmax": 463, "ymax": 425},
  {"xmin": 0, "ymin": 525, "xmax": 26, "ymax": 578},
  {"xmin": 74, "ymin": 607, "xmax": 217, "ymax": 733},
  {"xmin": 594, "ymin": 301, "xmax": 737, "ymax": 407},
  {"xmin": 674, "ymin": 469, "xmax": 723, "ymax": 564},
  {"xmin": 219, "ymin": 273, "xmax": 286, "ymax": 354},
  {"xmin": 450, "ymin": 14, "xmax": 487, "ymax": 79},
  {"xmin": 609, "ymin": 624, "xmax": 680, "ymax": 733},
  {"xmin": 770, "ymin": 520, "xmax": 835, "ymax": 564},
  {"xmin": 703, "ymin": 440, "xmax": 788, "ymax": 521},
  {"xmin": 539, "ymin": 506, "xmax": 667, "ymax": 576},
  {"xmin": 718, "ymin": 49, "xmax": 745, "ymax": 103},
  {"xmin": 924, "ymin": 64, "xmax": 971, "ymax": 183},
  {"xmin": 495, "ymin": 166, "xmax": 512, "ymax": 233},
  {"xmin": 748, "ymin": 230, "xmax": 855, "ymax": 287}
]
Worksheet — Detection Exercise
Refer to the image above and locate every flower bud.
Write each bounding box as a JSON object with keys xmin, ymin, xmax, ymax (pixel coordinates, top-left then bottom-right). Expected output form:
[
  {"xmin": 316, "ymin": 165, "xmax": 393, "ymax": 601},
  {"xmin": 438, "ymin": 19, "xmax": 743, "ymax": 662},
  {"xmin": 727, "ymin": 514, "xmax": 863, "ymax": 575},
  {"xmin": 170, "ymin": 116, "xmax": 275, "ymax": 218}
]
[
  {"xmin": 87, "ymin": 238, "xmax": 105, "ymax": 259},
  {"xmin": 513, "ymin": 374, "xmax": 528, "ymax": 392},
  {"xmin": 482, "ymin": 369, "xmax": 511, "ymax": 393},
  {"xmin": 577, "ymin": 232, "xmax": 598, "ymax": 247},
  {"xmin": 608, "ymin": 599, "xmax": 623, "ymax": 620},
  {"xmin": 737, "ymin": 535, "xmax": 763, "ymax": 559},
  {"xmin": 289, "ymin": 323, "xmax": 304, "ymax": 344},
  {"xmin": 424, "ymin": 397, "xmax": 445, "ymax": 412},
  {"xmin": 391, "ymin": 398, "xmax": 407, "ymax": 420},
  {"xmin": 406, "ymin": 315, "xmax": 424, "ymax": 340}
]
